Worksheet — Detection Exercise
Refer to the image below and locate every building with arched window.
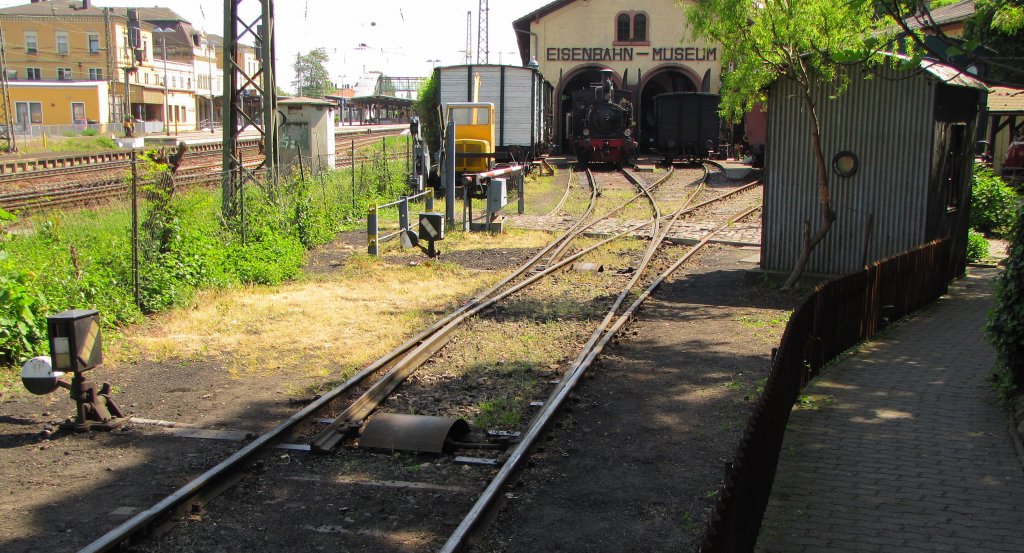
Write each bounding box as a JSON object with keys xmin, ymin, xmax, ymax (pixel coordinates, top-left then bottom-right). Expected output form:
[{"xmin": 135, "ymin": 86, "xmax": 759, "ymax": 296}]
[{"xmin": 513, "ymin": 0, "xmax": 722, "ymax": 151}]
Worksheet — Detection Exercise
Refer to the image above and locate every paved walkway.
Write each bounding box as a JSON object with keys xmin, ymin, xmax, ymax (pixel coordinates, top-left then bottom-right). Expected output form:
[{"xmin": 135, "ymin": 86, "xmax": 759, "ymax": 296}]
[{"xmin": 757, "ymin": 268, "xmax": 1024, "ymax": 552}]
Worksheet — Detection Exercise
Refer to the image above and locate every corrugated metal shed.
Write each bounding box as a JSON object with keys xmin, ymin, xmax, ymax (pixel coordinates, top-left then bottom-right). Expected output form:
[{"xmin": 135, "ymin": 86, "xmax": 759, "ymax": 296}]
[{"xmin": 762, "ymin": 61, "xmax": 981, "ymax": 276}]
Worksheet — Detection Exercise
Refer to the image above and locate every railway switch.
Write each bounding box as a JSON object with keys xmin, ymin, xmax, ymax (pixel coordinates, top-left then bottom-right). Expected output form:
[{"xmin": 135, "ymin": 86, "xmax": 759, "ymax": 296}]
[
  {"xmin": 403, "ymin": 211, "xmax": 444, "ymax": 258},
  {"xmin": 21, "ymin": 310, "xmax": 125, "ymax": 431}
]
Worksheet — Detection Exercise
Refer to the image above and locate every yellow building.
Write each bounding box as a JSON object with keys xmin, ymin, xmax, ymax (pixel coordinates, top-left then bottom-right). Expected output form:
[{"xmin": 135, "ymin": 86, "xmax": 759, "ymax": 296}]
[
  {"xmin": 8, "ymin": 80, "xmax": 109, "ymax": 128},
  {"xmin": 0, "ymin": 1, "xmax": 230, "ymax": 134},
  {"xmin": 513, "ymin": 0, "xmax": 722, "ymax": 149}
]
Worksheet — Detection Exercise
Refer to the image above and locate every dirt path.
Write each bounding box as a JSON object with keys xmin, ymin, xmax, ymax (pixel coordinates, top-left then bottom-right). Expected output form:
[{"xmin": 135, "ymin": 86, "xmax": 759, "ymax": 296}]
[{"xmin": 476, "ymin": 245, "xmax": 802, "ymax": 552}]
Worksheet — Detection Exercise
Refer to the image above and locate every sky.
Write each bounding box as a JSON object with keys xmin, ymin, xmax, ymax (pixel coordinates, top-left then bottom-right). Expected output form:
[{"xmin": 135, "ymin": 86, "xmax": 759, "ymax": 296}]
[{"xmin": 0, "ymin": 0, "xmax": 553, "ymax": 91}]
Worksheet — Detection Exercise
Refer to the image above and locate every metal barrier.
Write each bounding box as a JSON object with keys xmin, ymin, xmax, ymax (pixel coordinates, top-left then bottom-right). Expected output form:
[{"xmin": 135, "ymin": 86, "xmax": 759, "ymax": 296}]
[
  {"xmin": 367, "ymin": 189, "xmax": 435, "ymax": 255},
  {"xmin": 699, "ymin": 238, "xmax": 952, "ymax": 553}
]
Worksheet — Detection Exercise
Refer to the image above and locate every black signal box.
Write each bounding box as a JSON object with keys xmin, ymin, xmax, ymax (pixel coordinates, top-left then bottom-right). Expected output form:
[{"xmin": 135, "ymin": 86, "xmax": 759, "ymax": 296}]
[{"xmin": 47, "ymin": 310, "xmax": 103, "ymax": 373}]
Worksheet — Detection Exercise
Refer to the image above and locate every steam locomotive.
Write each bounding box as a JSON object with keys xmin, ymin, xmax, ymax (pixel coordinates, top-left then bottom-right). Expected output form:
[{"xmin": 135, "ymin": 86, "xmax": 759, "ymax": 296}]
[{"xmin": 571, "ymin": 71, "xmax": 636, "ymax": 167}]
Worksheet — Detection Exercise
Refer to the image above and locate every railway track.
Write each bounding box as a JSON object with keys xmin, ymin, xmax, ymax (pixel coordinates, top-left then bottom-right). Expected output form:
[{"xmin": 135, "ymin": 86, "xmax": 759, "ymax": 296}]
[
  {"xmin": 71, "ymin": 161, "xmax": 761, "ymax": 553},
  {"xmin": 0, "ymin": 129, "xmax": 406, "ymax": 212}
]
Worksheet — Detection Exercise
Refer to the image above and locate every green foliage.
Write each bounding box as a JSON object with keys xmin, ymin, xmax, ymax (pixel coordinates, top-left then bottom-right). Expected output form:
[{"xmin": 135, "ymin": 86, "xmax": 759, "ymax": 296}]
[
  {"xmin": 978, "ymin": 0, "xmax": 1024, "ymax": 34},
  {"xmin": 81, "ymin": 128, "xmax": 99, "ymax": 137},
  {"xmin": 967, "ymin": 2, "xmax": 1024, "ymax": 83},
  {"xmin": 0, "ymin": 138, "xmax": 412, "ymax": 366},
  {"xmin": 970, "ymin": 164, "xmax": 1018, "ymax": 236},
  {"xmin": 967, "ymin": 228, "xmax": 990, "ymax": 262},
  {"xmin": 413, "ymin": 71, "xmax": 440, "ymax": 155},
  {"xmin": 685, "ymin": 0, "xmax": 895, "ymax": 123},
  {"xmin": 292, "ymin": 48, "xmax": 336, "ymax": 98},
  {"xmin": 988, "ymin": 203, "xmax": 1024, "ymax": 390}
]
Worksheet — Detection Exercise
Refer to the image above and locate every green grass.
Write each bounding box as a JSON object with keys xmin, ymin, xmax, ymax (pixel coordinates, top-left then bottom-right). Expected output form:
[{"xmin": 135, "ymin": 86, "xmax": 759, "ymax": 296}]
[
  {"xmin": 14, "ymin": 135, "xmax": 118, "ymax": 154},
  {"xmin": 0, "ymin": 144, "xmax": 413, "ymax": 374}
]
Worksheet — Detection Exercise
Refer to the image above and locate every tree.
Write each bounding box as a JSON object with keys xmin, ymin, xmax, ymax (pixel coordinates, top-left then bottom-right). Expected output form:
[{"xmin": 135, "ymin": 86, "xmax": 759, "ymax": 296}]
[
  {"xmin": 876, "ymin": 1, "xmax": 1024, "ymax": 87},
  {"xmin": 292, "ymin": 48, "xmax": 336, "ymax": 98},
  {"xmin": 686, "ymin": 0, "xmax": 896, "ymax": 288}
]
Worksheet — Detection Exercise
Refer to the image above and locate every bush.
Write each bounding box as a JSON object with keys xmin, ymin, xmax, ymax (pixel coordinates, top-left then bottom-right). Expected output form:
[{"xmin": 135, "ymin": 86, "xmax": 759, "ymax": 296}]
[
  {"xmin": 988, "ymin": 204, "xmax": 1024, "ymax": 392},
  {"xmin": 81, "ymin": 128, "xmax": 98, "ymax": 136},
  {"xmin": 967, "ymin": 228, "xmax": 989, "ymax": 263},
  {"xmin": 970, "ymin": 164, "xmax": 1018, "ymax": 236}
]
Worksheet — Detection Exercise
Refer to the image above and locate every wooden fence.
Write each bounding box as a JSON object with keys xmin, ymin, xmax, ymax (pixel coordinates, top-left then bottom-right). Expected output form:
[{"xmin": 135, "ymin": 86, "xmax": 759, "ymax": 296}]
[{"xmin": 699, "ymin": 238, "xmax": 952, "ymax": 552}]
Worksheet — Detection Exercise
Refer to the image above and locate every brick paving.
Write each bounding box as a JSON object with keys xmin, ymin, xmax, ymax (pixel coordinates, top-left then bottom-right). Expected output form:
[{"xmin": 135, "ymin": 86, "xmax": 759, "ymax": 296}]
[{"xmin": 757, "ymin": 268, "xmax": 1024, "ymax": 553}]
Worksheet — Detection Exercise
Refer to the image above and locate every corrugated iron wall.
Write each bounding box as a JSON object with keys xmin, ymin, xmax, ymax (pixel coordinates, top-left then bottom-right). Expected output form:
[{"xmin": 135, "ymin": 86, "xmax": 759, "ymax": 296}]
[{"xmin": 762, "ymin": 66, "xmax": 937, "ymax": 275}]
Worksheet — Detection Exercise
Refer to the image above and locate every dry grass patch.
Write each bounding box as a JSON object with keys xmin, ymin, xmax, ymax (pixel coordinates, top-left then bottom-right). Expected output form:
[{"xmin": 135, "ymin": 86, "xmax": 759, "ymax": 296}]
[{"xmin": 115, "ymin": 257, "xmax": 499, "ymax": 382}]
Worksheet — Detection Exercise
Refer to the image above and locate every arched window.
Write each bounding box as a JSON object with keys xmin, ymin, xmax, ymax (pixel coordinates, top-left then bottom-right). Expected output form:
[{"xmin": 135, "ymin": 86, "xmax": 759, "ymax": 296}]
[
  {"xmin": 617, "ymin": 13, "xmax": 631, "ymax": 42},
  {"xmin": 633, "ymin": 14, "xmax": 647, "ymax": 42},
  {"xmin": 614, "ymin": 12, "xmax": 650, "ymax": 44}
]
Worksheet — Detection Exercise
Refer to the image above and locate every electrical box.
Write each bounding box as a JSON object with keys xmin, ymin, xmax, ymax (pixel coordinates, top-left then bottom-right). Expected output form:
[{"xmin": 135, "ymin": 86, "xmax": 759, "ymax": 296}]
[
  {"xmin": 278, "ymin": 97, "xmax": 336, "ymax": 176},
  {"xmin": 419, "ymin": 212, "xmax": 445, "ymax": 242},
  {"xmin": 47, "ymin": 310, "xmax": 102, "ymax": 373},
  {"xmin": 487, "ymin": 178, "xmax": 508, "ymax": 213}
]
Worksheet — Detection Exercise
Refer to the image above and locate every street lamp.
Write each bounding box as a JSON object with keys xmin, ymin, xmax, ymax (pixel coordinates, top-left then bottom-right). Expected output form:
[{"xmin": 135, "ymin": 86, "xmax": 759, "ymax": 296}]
[
  {"xmin": 207, "ymin": 37, "xmax": 216, "ymax": 134},
  {"xmin": 427, "ymin": 59, "xmax": 440, "ymax": 69},
  {"xmin": 153, "ymin": 27, "xmax": 174, "ymax": 136}
]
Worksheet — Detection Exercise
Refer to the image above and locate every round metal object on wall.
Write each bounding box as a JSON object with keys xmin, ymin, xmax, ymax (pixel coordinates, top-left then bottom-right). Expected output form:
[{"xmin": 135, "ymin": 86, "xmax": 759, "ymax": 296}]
[{"xmin": 833, "ymin": 151, "xmax": 859, "ymax": 178}]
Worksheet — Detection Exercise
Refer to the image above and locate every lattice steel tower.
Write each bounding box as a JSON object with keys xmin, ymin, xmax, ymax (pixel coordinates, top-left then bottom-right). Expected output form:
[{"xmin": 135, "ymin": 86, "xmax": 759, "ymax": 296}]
[
  {"xmin": 477, "ymin": 0, "xmax": 489, "ymax": 64},
  {"xmin": 222, "ymin": 0, "xmax": 278, "ymax": 221},
  {"xmin": 0, "ymin": 26, "xmax": 17, "ymax": 152}
]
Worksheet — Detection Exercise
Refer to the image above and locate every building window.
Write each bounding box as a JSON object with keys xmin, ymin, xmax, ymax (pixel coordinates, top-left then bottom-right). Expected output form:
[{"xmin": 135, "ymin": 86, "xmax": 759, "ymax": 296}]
[
  {"xmin": 144, "ymin": 73, "xmax": 149, "ymax": 85},
  {"xmin": 72, "ymin": 102, "xmax": 86, "ymax": 125},
  {"xmin": 26, "ymin": 68, "xmax": 41, "ymax": 80},
  {"xmin": 172, "ymin": 75, "xmax": 178, "ymax": 88},
  {"xmin": 615, "ymin": 12, "xmax": 649, "ymax": 44},
  {"xmin": 142, "ymin": 40, "xmax": 149, "ymax": 61},
  {"xmin": 6, "ymin": 69, "xmax": 16, "ymax": 81},
  {"xmin": 633, "ymin": 14, "xmax": 647, "ymax": 42},
  {"xmin": 88, "ymin": 68, "xmax": 103, "ymax": 80},
  {"xmin": 25, "ymin": 31, "xmax": 37, "ymax": 54},
  {"xmin": 616, "ymin": 14, "xmax": 631, "ymax": 42},
  {"xmin": 16, "ymin": 101, "xmax": 43, "ymax": 125},
  {"xmin": 57, "ymin": 68, "xmax": 72, "ymax": 80},
  {"xmin": 56, "ymin": 32, "xmax": 69, "ymax": 54},
  {"xmin": 88, "ymin": 34, "xmax": 100, "ymax": 54}
]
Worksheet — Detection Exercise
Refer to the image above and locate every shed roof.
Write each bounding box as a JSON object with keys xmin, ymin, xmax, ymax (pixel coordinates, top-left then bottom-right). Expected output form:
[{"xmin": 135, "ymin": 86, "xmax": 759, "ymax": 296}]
[
  {"xmin": 987, "ymin": 86, "xmax": 1024, "ymax": 114},
  {"xmin": 279, "ymin": 97, "xmax": 335, "ymax": 107},
  {"xmin": 904, "ymin": 1, "xmax": 976, "ymax": 31},
  {"xmin": 919, "ymin": 59, "xmax": 988, "ymax": 90}
]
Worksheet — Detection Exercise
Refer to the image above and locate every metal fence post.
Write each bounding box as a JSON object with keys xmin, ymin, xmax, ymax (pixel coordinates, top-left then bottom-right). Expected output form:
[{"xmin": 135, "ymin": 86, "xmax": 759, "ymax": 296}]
[
  {"xmin": 130, "ymin": 150, "xmax": 140, "ymax": 308},
  {"xmin": 399, "ymin": 197, "xmax": 409, "ymax": 233},
  {"xmin": 367, "ymin": 204, "xmax": 379, "ymax": 256},
  {"xmin": 426, "ymin": 188, "xmax": 434, "ymax": 211},
  {"xmin": 517, "ymin": 169, "xmax": 525, "ymax": 214},
  {"xmin": 445, "ymin": 119, "xmax": 456, "ymax": 228},
  {"xmin": 351, "ymin": 139, "xmax": 356, "ymax": 210}
]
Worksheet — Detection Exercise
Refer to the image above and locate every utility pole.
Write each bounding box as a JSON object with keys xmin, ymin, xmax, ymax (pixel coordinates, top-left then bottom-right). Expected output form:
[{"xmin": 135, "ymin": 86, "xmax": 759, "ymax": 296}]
[
  {"xmin": 207, "ymin": 35, "xmax": 215, "ymax": 132},
  {"xmin": 222, "ymin": 0, "xmax": 278, "ymax": 221},
  {"xmin": 464, "ymin": 11, "xmax": 472, "ymax": 65},
  {"xmin": 477, "ymin": 0, "xmax": 489, "ymax": 64},
  {"xmin": 0, "ymin": 24, "xmax": 18, "ymax": 152},
  {"xmin": 154, "ymin": 28, "xmax": 173, "ymax": 136},
  {"xmin": 103, "ymin": 8, "xmax": 117, "ymax": 125},
  {"xmin": 124, "ymin": 9, "xmax": 142, "ymax": 138}
]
